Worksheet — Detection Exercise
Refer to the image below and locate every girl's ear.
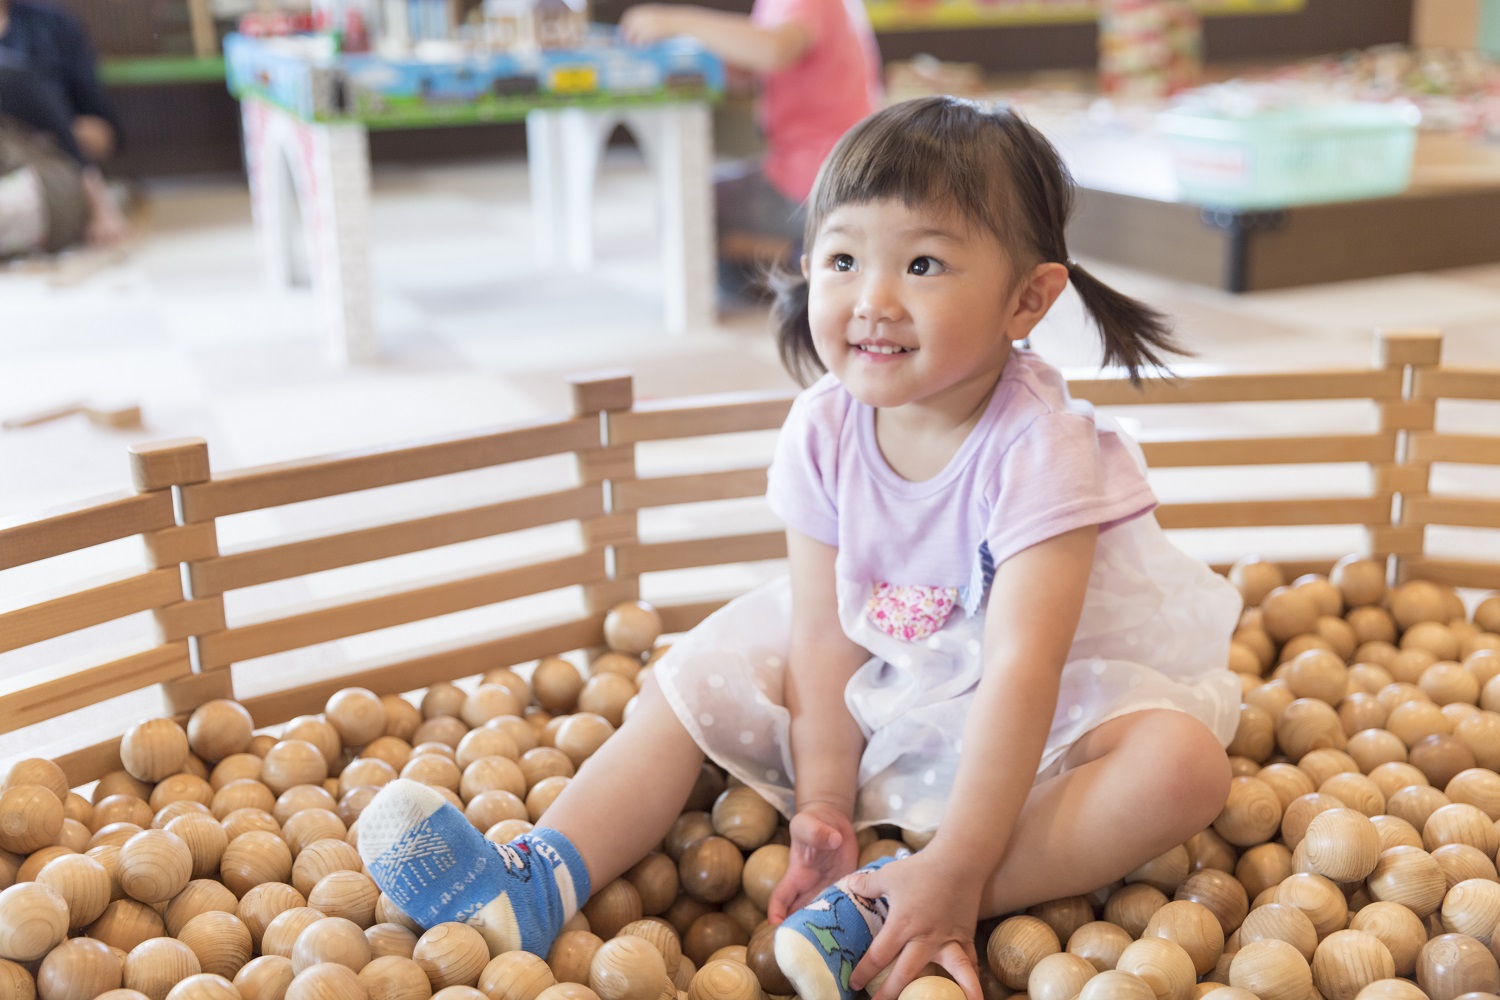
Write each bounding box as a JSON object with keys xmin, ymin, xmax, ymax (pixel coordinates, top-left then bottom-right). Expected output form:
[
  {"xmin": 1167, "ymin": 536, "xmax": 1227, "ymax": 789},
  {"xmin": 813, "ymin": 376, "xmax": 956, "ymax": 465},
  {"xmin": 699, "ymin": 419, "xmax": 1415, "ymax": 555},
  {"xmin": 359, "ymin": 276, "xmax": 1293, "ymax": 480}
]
[
  {"xmin": 800, "ymin": 254, "xmax": 810, "ymax": 280},
  {"xmin": 1004, "ymin": 261, "xmax": 1070, "ymax": 342}
]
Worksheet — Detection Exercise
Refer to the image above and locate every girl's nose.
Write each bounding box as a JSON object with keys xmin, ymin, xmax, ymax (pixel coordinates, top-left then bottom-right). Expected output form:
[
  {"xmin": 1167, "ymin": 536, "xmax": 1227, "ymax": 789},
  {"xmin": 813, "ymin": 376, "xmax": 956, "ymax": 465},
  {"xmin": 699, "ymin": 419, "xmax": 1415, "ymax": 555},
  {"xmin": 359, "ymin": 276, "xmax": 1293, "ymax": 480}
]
[{"xmin": 854, "ymin": 274, "xmax": 904, "ymax": 322}]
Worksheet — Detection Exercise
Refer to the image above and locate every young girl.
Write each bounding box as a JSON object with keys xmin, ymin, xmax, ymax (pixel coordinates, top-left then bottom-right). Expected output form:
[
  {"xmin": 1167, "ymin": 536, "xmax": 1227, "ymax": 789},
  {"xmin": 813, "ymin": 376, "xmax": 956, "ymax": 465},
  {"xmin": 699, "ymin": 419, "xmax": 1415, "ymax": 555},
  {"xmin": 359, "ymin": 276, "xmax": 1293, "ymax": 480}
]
[
  {"xmin": 357, "ymin": 96, "xmax": 1242, "ymax": 1000},
  {"xmin": 617, "ymin": 0, "xmax": 880, "ymax": 300}
]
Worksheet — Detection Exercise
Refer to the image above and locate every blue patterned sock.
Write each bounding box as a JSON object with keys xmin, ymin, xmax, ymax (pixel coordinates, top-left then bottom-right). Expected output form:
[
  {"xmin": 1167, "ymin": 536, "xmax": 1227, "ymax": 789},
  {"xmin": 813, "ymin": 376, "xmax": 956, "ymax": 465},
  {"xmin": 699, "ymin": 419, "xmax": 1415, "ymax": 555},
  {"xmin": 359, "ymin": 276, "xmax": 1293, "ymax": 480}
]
[
  {"xmin": 357, "ymin": 779, "xmax": 591, "ymax": 956},
  {"xmin": 774, "ymin": 856, "xmax": 896, "ymax": 1000}
]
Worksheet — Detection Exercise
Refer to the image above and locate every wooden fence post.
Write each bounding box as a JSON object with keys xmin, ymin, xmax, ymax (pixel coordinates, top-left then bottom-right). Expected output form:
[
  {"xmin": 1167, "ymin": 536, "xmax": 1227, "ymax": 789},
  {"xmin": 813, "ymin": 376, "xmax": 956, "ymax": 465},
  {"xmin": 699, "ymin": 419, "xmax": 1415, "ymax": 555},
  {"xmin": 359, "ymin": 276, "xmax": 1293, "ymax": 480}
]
[{"xmin": 1375, "ymin": 329, "xmax": 1443, "ymax": 584}]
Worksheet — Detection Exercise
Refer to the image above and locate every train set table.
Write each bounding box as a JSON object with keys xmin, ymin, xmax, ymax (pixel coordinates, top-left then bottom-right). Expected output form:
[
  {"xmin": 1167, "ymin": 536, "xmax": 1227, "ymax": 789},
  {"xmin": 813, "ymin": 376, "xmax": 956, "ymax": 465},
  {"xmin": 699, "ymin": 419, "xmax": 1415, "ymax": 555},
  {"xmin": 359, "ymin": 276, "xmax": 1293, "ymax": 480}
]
[{"xmin": 225, "ymin": 31, "xmax": 726, "ymax": 364}]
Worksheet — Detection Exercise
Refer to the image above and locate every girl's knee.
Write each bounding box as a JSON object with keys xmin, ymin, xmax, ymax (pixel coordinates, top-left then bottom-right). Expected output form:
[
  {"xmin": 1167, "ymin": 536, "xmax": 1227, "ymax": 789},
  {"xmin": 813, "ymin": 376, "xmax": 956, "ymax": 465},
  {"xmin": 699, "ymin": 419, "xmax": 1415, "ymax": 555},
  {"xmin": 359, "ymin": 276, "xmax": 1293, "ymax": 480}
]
[{"xmin": 1153, "ymin": 714, "xmax": 1232, "ymax": 826}]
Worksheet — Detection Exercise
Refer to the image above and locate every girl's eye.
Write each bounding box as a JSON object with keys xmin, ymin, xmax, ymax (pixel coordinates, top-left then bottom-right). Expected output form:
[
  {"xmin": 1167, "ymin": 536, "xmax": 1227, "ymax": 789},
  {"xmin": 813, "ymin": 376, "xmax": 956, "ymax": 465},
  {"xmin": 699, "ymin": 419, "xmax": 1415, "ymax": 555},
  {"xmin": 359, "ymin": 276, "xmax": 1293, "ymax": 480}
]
[
  {"xmin": 832, "ymin": 254, "xmax": 855, "ymax": 272},
  {"xmin": 909, "ymin": 256, "xmax": 944, "ymax": 276}
]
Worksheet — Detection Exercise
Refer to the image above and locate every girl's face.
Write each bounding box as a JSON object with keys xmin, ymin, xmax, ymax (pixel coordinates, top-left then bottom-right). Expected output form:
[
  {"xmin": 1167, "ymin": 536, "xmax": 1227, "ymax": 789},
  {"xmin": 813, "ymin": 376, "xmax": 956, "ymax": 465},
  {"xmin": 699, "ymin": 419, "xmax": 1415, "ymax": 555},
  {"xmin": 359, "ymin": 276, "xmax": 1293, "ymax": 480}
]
[{"xmin": 803, "ymin": 197, "xmax": 1038, "ymax": 417}]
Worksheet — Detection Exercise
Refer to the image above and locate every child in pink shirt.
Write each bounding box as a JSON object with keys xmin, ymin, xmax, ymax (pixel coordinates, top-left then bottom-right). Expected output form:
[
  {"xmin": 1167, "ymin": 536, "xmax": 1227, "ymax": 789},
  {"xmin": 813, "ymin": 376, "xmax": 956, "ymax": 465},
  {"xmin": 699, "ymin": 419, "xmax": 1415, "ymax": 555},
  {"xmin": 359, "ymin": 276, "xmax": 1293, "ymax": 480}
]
[{"xmin": 619, "ymin": 0, "xmax": 881, "ymax": 299}]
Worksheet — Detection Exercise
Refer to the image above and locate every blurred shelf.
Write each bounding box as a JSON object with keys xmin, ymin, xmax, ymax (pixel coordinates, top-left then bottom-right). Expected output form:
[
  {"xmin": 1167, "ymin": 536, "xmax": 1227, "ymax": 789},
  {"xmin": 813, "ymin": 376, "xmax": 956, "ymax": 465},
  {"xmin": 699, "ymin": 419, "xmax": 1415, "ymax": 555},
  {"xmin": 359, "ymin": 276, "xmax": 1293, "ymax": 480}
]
[{"xmin": 101, "ymin": 57, "xmax": 226, "ymax": 87}]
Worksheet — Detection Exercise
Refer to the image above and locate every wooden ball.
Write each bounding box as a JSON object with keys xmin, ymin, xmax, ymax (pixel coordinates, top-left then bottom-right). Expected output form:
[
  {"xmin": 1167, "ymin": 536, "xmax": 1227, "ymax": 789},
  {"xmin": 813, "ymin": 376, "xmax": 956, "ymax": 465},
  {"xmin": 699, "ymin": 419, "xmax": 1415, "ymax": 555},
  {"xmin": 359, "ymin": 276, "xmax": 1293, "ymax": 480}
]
[
  {"xmin": 1311, "ymin": 930, "xmax": 1394, "ymax": 1000},
  {"xmin": 476, "ymin": 950, "xmax": 556, "ymax": 1000},
  {"xmin": 356, "ymin": 955, "xmax": 429, "ymax": 1000},
  {"xmin": 525, "ymin": 776, "xmax": 571, "ymax": 822},
  {"xmin": 164, "ymin": 813, "xmax": 230, "ymax": 881},
  {"xmin": 325, "ymin": 689, "xmax": 387, "ymax": 749},
  {"xmin": 1143, "ymin": 900, "xmax": 1224, "ymax": 975},
  {"xmin": 1262, "ymin": 586, "xmax": 1320, "ymax": 643},
  {"xmin": 678, "ymin": 837, "xmax": 744, "ymax": 905},
  {"xmin": 1027, "ymin": 895, "xmax": 1097, "ymax": 947},
  {"xmin": 414, "ymin": 922, "xmax": 488, "ymax": 990},
  {"xmin": 292, "ymin": 839, "xmax": 363, "ymax": 897},
  {"xmin": 552, "ymin": 716, "xmax": 615, "ymax": 773},
  {"xmin": 1432, "ymin": 842, "xmax": 1498, "ymax": 889},
  {"xmin": 119, "ymin": 829, "xmax": 193, "ymax": 903},
  {"xmin": 3, "ymin": 758, "xmax": 68, "ymax": 803},
  {"xmin": 1287, "ymin": 649, "xmax": 1350, "ymax": 706},
  {"xmin": 1302, "ymin": 807, "xmax": 1381, "ymax": 882},
  {"xmin": 1411, "ymin": 735, "xmax": 1478, "ymax": 789},
  {"xmin": 308, "ymin": 871, "xmax": 379, "ymax": 928},
  {"xmin": 238, "ymin": 882, "xmax": 309, "ymax": 952},
  {"xmin": 459, "ymin": 684, "xmax": 523, "ymax": 730},
  {"xmin": 986, "ymin": 915, "xmax": 1060, "ymax": 991},
  {"xmin": 124, "ymin": 937, "xmax": 203, "ymax": 999},
  {"xmin": 1417, "ymin": 932, "xmax": 1500, "ymax": 1000},
  {"xmin": 379, "ymin": 697, "xmax": 422, "ymax": 743},
  {"xmin": 576, "ymin": 675, "xmax": 635, "ymax": 729},
  {"xmin": 363, "ymin": 923, "xmax": 418, "ymax": 962},
  {"xmin": 293, "ymin": 916, "xmax": 373, "ymax": 976},
  {"xmin": 1424, "ymin": 802, "xmax": 1500, "ymax": 855},
  {"xmin": 1388, "ymin": 784, "xmax": 1451, "ymax": 832},
  {"xmin": 1065, "ymin": 920, "xmax": 1133, "ymax": 972},
  {"xmin": 1213, "ymin": 777, "xmax": 1283, "ymax": 847},
  {"xmin": 1238, "ymin": 902, "xmax": 1318, "ymax": 961},
  {"xmin": 1021, "ymin": 951, "xmax": 1092, "ymax": 1000},
  {"xmin": 1228, "ymin": 705, "xmax": 1276, "ymax": 763},
  {"xmin": 891, "ymin": 977, "xmax": 962, "ymax": 1000},
  {"xmin": 1173, "ymin": 869, "xmax": 1248, "ymax": 937},
  {"xmin": 1274, "ymin": 872, "xmax": 1348, "ymax": 939},
  {"xmin": 36, "ymin": 935, "xmax": 122, "ymax": 1000},
  {"xmin": 1103, "ymin": 883, "xmax": 1168, "ymax": 938},
  {"xmin": 1229, "ymin": 939, "xmax": 1313, "ymax": 1000},
  {"xmin": 1331, "ymin": 555, "xmax": 1386, "ymax": 607},
  {"xmin": 0, "ymin": 882, "xmax": 68, "ymax": 961},
  {"xmin": 1348, "ymin": 900, "xmax": 1427, "ymax": 977},
  {"xmin": 187, "ymin": 701, "xmax": 255, "ymax": 764},
  {"xmin": 624, "ymin": 853, "xmax": 680, "ymax": 918},
  {"xmin": 536, "ymin": 986, "xmax": 600, "ymax": 1000},
  {"xmin": 220, "ymin": 830, "xmax": 294, "ymax": 897},
  {"xmin": 164, "ymin": 878, "xmax": 240, "ymax": 937},
  {"xmin": 710, "ymin": 788, "xmax": 777, "ymax": 853},
  {"xmin": 1277, "ymin": 699, "xmax": 1347, "ymax": 761},
  {"xmin": 1078, "ymin": 969, "xmax": 1157, "ymax": 1000},
  {"xmin": 0, "ymin": 784, "xmax": 63, "ymax": 854},
  {"xmin": 162, "ymin": 974, "xmax": 239, "ymax": 1000},
  {"xmin": 1367, "ymin": 846, "xmax": 1448, "ymax": 918},
  {"xmin": 616, "ymin": 922, "xmax": 682, "ymax": 977},
  {"xmin": 179, "ymin": 910, "xmax": 254, "ymax": 979},
  {"xmin": 604, "ymin": 602, "xmax": 663, "ymax": 656},
  {"xmin": 533, "ymin": 658, "xmax": 586, "ymax": 715},
  {"xmin": 36, "ymin": 851, "xmax": 112, "ymax": 928},
  {"xmin": 233, "ymin": 955, "xmax": 295, "ymax": 1000},
  {"xmin": 261, "ymin": 741, "xmax": 329, "ymax": 797},
  {"xmin": 1439, "ymin": 877, "xmax": 1500, "ymax": 944},
  {"xmin": 1350, "ymin": 980, "xmax": 1430, "ymax": 1000},
  {"xmin": 89, "ymin": 898, "xmax": 166, "ymax": 953},
  {"xmin": 1126, "ymin": 844, "xmax": 1191, "ymax": 895},
  {"xmin": 283, "ymin": 962, "xmax": 365, "ymax": 1000},
  {"xmin": 1231, "ymin": 559, "xmax": 1284, "ymax": 607},
  {"xmin": 263, "ymin": 908, "xmax": 328, "ymax": 959},
  {"xmin": 590, "ymin": 936, "xmax": 667, "ymax": 1000},
  {"xmin": 681, "ymin": 914, "xmax": 747, "ymax": 970},
  {"xmin": 454, "ymin": 729, "xmax": 518, "ymax": 772},
  {"xmin": 549, "ymin": 931, "xmax": 605, "ymax": 985},
  {"xmin": 1115, "ymin": 937, "xmax": 1195, "ymax": 1000},
  {"xmin": 122, "ymin": 719, "xmax": 191, "ymax": 783},
  {"xmin": 580, "ymin": 879, "xmax": 643, "ymax": 941}
]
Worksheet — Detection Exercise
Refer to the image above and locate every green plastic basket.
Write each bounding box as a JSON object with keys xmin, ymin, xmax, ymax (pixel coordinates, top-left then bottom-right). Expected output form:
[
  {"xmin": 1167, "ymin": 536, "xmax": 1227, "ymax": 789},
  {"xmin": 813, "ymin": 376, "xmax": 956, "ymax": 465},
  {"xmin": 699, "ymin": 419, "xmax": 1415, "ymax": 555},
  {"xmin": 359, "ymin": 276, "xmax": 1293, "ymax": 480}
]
[{"xmin": 1159, "ymin": 101, "xmax": 1419, "ymax": 210}]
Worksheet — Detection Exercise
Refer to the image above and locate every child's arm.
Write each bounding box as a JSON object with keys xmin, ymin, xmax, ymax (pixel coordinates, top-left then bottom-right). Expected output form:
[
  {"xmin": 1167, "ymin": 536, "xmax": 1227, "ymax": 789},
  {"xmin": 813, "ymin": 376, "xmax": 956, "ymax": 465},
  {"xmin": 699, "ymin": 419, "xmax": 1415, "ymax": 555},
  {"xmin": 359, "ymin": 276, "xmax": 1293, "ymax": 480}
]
[
  {"xmin": 618, "ymin": 4, "xmax": 811, "ymax": 74},
  {"xmin": 766, "ymin": 527, "xmax": 870, "ymax": 921},
  {"xmin": 847, "ymin": 524, "xmax": 1098, "ymax": 1000}
]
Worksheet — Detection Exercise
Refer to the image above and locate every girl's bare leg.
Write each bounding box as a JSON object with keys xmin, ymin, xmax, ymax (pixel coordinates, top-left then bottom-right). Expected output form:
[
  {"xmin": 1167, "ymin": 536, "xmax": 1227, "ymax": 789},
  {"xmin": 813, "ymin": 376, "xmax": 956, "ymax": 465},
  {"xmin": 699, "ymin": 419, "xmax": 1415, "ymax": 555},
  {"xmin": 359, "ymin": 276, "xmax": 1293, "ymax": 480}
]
[
  {"xmin": 537, "ymin": 673, "xmax": 706, "ymax": 887},
  {"xmin": 978, "ymin": 709, "xmax": 1232, "ymax": 916}
]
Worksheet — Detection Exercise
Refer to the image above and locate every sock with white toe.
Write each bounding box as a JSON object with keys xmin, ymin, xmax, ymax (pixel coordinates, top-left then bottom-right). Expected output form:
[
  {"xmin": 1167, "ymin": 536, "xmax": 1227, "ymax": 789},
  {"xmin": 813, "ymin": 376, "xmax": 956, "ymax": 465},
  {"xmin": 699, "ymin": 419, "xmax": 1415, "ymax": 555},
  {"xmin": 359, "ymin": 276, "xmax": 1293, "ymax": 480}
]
[
  {"xmin": 357, "ymin": 779, "xmax": 591, "ymax": 956},
  {"xmin": 774, "ymin": 856, "xmax": 896, "ymax": 1000}
]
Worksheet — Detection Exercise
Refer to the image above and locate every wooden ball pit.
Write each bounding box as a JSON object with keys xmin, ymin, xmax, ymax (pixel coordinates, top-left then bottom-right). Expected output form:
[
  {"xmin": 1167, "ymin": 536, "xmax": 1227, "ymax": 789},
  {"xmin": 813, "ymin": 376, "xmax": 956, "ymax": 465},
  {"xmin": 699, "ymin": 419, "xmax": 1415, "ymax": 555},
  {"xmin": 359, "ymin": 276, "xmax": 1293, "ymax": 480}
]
[{"xmin": 8, "ymin": 331, "xmax": 1500, "ymax": 997}]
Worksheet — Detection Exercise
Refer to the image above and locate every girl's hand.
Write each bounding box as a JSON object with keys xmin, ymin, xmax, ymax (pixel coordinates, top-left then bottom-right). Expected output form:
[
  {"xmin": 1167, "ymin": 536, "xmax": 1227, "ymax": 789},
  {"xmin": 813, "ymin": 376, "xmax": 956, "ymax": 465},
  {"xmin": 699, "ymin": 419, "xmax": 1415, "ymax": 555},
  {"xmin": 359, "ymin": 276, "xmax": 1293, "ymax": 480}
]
[
  {"xmin": 618, "ymin": 5, "xmax": 681, "ymax": 45},
  {"xmin": 766, "ymin": 802, "xmax": 859, "ymax": 924},
  {"xmin": 846, "ymin": 851, "xmax": 986, "ymax": 1000}
]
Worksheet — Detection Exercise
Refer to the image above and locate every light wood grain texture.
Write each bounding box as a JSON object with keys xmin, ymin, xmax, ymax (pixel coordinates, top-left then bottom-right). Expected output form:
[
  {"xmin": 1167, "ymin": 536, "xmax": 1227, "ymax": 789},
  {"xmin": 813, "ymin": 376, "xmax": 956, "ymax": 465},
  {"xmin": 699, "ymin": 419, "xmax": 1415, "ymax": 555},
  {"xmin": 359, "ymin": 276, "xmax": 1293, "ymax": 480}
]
[
  {"xmin": 614, "ymin": 531, "xmax": 787, "ymax": 576},
  {"xmin": 1138, "ymin": 433, "xmax": 1396, "ymax": 468},
  {"xmin": 609, "ymin": 395, "xmax": 793, "ymax": 444},
  {"xmin": 1414, "ymin": 368, "xmax": 1500, "ymax": 400},
  {"xmin": 196, "ymin": 551, "xmax": 607, "ymax": 669},
  {"xmin": 141, "ymin": 522, "xmax": 221, "ymax": 568},
  {"xmin": 1376, "ymin": 329, "xmax": 1444, "ymax": 368},
  {"xmin": 1155, "ymin": 497, "xmax": 1392, "ymax": 531},
  {"xmin": 151, "ymin": 596, "xmax": 228, "ymax": 643},
  {"xmin": 570, "ymin": 371, "xmax": 635, "ymax": 416},
  {"xmin": 0, "ymin": 491, "xmax": 175, "ymax": 571},
  {"xmin": 54, "ymin": 738, "xmax": 126, "ymax": 788},
  {"xmin": 187, "ymin": 487, "xmax": 601, "ymax": 596},
  {"xmin": 177, "ymin": 418, "xmax": 598, "ymax": 521},
  {"xmin": 0, "ymin": 642, "xmax": 191, "ymax": 734},
  {"xmin": 657, "ymin": 599, "xmax": 733, "ymax": 635},
  {"xmin": 237, "ymin": 615, "xmax": 605, "ymax": 728},
  {"xmin": 1409, "ymin": 433, "xmax": 1500, "ymax": 465},
  {"xmin": 1405, "ymin": 495, "xmax": 1500, "ymax": 528},
  {"xmin": 1400, "ymin": 558, "xmax": 1500, "ymax": 590},
  {"xmin": 1367, "ymin": 525, "xmax": 1427, "ymax": 556},
  {"xmin": 161, "ymin": 669, "xmax": 237, "ymax": 716},
  {"xmin": 0, "ymin": 567, "xmax": 183, "ymax": 653},
  {"xmin": 613, "ymin": 467, "xmax": 769, "ymax": 512},
  {"xmin": 1067, "ymin": 370, "xmax": 1403, "ymax": 406},
  {"xmin": 1373, "ymin": 463, "xmax": 1432, "ymax": 494},
  {"xmin": 129, "ymin": 438, "xmax": 211, "ymax": 492},
  {"xmin": 1378, "ymin": 401, "xmax": 1437, "ymax": 433}
]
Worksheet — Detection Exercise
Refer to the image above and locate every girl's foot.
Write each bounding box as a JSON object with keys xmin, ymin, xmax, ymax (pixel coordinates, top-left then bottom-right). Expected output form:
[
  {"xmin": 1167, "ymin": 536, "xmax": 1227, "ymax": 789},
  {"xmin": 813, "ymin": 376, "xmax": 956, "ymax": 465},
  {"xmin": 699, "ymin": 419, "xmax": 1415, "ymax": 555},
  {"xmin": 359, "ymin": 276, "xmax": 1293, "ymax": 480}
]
[
  {"xmin": 357, "ymin": 779, "xmax": 590, "ymax": 955},
  {"xmin": 774, "ymin": 857, "xmax": 895, "ymax": 1000}
]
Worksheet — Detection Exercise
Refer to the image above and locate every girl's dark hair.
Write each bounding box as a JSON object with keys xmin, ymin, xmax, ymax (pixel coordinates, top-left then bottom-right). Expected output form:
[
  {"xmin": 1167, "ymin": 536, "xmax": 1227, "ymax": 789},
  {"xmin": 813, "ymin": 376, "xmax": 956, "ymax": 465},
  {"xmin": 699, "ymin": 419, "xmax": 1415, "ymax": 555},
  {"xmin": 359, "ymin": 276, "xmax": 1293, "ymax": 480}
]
[{"xmin": 774, "ymin": 95, "xmax": 1183, "ymax": 386}]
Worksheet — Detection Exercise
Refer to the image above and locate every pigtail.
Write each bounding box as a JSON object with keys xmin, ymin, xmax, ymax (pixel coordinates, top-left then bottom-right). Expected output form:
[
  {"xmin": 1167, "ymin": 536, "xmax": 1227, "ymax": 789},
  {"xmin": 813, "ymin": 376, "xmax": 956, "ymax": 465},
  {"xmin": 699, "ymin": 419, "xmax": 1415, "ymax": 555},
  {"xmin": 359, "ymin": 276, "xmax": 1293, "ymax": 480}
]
[
  {"xmin": 1067, "ymin": 261, "xmax": 1187, "ymax": 385},
  {"xmin": 769, "ymin": 264, "xmax": 824, "ymax": 386}
]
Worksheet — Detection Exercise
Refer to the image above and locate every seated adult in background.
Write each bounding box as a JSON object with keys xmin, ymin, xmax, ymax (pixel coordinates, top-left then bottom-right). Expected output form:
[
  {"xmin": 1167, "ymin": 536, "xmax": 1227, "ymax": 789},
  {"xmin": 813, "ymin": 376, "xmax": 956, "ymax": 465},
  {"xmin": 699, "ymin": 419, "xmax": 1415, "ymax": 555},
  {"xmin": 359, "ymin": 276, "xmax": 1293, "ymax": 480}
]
[
  {"xmin": 0, "ymin": 0, "xmax": 127, "ymax": 256},
  {"xmin": 620, "ymin": 0, "xmax": 881, "ymax": 304}
]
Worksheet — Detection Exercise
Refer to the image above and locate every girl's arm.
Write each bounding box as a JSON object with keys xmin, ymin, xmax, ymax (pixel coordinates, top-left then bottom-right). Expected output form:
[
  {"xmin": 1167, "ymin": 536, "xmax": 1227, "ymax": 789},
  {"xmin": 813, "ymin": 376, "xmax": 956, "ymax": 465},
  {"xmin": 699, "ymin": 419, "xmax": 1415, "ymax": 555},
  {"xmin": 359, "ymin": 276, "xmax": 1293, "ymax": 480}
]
[
  {"xmin": 766, "ymin": 526, "xmax": 871, "ymax": 921},
  {"xmin": 848, "ymin": 524, "xmax": 1098, "ymax": 1000},
  {"xmin": 618, "ymin": 5, "xmax": 811, "ymax": 74}
]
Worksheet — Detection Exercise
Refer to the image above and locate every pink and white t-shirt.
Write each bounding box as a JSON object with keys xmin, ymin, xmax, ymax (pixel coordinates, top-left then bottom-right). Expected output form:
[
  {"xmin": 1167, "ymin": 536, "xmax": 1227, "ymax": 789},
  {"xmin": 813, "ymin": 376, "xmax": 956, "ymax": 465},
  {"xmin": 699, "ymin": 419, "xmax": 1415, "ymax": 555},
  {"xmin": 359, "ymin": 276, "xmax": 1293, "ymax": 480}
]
[
  {"xmin": 765, "ymin": 349, "xmax": 1158, "ymax": 630},
  {"xmin": 751, "ymin": 0, "xmax": 881, "ymax": 202}
]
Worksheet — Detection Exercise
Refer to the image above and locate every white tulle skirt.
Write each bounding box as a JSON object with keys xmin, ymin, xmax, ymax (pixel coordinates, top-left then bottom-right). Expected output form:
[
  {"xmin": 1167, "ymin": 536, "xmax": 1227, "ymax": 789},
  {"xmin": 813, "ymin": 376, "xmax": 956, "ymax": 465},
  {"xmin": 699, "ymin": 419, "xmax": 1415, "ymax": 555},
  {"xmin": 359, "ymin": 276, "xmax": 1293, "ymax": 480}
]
[{"xmin": 654, "ymin": 511, "xmax": 1243, "ymax": 833}]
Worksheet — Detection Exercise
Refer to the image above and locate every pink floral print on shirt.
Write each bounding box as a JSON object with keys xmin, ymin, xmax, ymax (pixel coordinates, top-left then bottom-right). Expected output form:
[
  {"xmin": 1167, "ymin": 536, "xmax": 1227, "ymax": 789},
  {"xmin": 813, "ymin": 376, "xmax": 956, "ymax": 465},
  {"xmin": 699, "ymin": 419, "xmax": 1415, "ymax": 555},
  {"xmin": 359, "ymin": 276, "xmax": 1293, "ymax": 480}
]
[{"xmin": 865, "ymin": 582, "xmax": 959, "ymax": 641}]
